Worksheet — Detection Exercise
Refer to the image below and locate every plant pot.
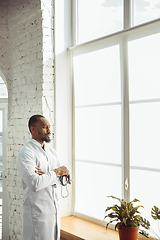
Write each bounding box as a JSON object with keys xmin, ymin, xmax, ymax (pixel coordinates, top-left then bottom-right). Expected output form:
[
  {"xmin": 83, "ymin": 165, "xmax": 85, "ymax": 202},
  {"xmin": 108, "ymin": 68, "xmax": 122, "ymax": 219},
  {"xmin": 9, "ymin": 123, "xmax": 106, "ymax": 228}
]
[{"xmin": 117, "ymin": 226, "xmax": 139, "ymax": 240}]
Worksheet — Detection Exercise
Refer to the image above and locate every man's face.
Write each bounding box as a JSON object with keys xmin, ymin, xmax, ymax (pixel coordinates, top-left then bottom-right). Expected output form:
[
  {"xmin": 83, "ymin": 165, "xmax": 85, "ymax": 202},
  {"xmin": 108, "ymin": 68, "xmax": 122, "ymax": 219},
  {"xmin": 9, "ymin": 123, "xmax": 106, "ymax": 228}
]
[{"xmin": 32, "ymin": 117, "xmax": 51, "ymax": 143}]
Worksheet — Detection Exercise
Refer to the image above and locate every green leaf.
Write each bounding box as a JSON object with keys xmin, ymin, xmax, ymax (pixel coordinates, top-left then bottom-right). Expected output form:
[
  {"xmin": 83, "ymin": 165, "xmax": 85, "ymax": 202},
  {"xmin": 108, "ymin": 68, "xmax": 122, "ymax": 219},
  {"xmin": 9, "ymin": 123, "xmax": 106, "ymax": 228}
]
[
  {"xmin": 151, "ymin": 206, "xmax": 160, "ymax": 220},
  {"xmin": 123, "ymin": 217, "xmax": 127, "ymax": 226},
  {"xmin": 105, "ymin": 206, "xmax": 114, "ymax": 212},
  {"xmin": 107, "ymin": 196, "xmax": 126, "ymax": 207},
  {"xmin": 108, "ymin": 213, "xmax": 118, "ymax": 219},
  {"xmin": 106, "ymin": 219, "xmax": 118, "ymax": 229},
  {"xmin": 131, "ymin": 198, "xmax": 140, "ymax": 203},
  {"xmin": 140, "ymin": 218, "xmax": 150, "ymax": 229}
]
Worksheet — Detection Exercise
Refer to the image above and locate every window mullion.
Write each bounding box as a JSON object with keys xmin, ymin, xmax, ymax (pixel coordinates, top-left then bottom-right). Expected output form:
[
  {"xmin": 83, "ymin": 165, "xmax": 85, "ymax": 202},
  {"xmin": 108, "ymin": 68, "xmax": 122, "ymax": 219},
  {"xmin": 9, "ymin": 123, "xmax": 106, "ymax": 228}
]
[
  {"xmin": 120, "ymin": 38, "xmax": 130, "ymax": 202},
  {"xmin": 124, "ymin": 0, "xmax": 132, "ymax": 29},
  {"xmin": 71, "ymin": 50, "xmax": 76, "ymax": 216},
  {"xmin": 71, "ymin": 0, "xmax": 78, "ymax": 46}
]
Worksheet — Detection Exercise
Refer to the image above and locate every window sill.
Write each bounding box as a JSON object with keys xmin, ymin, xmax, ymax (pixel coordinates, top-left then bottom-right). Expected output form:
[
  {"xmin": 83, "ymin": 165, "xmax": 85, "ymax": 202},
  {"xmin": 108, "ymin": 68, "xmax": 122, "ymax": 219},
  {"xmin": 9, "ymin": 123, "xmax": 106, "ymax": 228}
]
[{"xmin": 60, "ymin": 216, "xmax": 151, "ymax": 240}]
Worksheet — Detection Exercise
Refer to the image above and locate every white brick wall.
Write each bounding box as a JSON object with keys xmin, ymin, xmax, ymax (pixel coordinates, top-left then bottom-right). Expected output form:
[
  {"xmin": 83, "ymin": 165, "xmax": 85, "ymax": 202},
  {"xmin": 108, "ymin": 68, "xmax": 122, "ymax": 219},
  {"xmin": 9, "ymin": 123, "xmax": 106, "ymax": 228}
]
[
  {"xmin": 41, "ymin": 0, "xmax": 55, "ymax": 124},
  {"xmin": 0, "ymin": 0, "xmax": 55, "ymax": 239},
  {"xmin": 0, "ymin": 0, "xmax": 10, "ymax": 87}
]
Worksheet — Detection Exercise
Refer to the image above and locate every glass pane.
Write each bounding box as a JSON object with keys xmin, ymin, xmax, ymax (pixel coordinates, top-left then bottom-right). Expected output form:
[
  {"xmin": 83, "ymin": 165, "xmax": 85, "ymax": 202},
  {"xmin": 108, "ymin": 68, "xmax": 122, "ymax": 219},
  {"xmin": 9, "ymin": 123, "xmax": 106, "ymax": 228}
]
[
  {"xmin": 0, "ymin": 78, "xmax": 4, "ymax": 83},
  {"xmin": 74, "ymin": 45, "xmax": 121, "ymax": 106},
  {"xmin": 0, "ymin": 83, "xmax": 8, "ymax": 98},
  {"xmin": 130, "ymin": 169, "xmax": 160, "ymax": 238},
  {"xmin": 77, "ymin": 0, "xmax": 123, "ymax": 44},
  {"xmin": 132, "ymin": 0, "xmax": 160, "ymax": 27},
  {"xmin": 75, "ymin": 105, "xmax": 121, "ymax": 164},
  {"xmin": 128, "ymin": 33, "xmax": 160, "ymax": 101},
  {"xmin": 130, "ymin": 102, "xmax": 160, "ymax": 169},
  {"xmin": 75, "ymin": 161, "xmax": 122, "ymax": 220}
]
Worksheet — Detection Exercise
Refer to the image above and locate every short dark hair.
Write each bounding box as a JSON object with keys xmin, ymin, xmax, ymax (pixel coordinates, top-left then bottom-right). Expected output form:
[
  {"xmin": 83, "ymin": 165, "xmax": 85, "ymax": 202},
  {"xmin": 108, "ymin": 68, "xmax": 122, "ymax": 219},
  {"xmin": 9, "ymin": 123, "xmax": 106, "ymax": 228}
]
[{"xmin": 28, "ymin": 115, "xmax": 44, "ymax": 133}]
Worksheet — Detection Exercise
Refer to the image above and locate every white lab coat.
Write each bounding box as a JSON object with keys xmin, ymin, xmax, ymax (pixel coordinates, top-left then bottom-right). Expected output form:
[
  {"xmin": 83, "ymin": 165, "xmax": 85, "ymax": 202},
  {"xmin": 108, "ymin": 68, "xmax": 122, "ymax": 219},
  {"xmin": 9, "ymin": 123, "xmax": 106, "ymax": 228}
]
[{"xmin": 16, "ymin": 139, "xmax": 60, "ymax": 240}]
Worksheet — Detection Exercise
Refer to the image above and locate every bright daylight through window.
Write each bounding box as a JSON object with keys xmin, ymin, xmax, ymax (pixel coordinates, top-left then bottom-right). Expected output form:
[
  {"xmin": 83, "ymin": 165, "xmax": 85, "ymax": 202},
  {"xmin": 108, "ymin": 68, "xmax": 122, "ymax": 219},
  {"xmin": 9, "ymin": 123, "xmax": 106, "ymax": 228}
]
[
  {"xmin": 129, "ymin": 33, "xmax": 160, "ymax": 234},
  {"xmin": 132, "ymin": 0, "xmax": 160, "ymax": 26},
  {"xmin": 74, "ymin": 46, "xmax": 122, "ymax": 219},
  {"xmin": 0, "ymin": 77, "xmax": 8, "ymax": 98},
  {"xmin": 72, "ymin": 0, "xmax": 160, "ymax": 237},
  {"xmin": 77, "ymin": 0, "xmax": 123, "ymax": 44}
]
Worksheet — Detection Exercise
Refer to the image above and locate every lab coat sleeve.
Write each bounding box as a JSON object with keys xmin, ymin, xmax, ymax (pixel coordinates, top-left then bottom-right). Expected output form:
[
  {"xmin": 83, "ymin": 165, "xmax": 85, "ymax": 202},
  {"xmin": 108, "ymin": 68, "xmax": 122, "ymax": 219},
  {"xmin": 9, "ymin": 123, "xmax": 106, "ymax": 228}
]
[
  {"xmin": 50, "ymin": 148, "xmax": 62, "ymax": 187},
  {"xmin": 16, "ymin": 147, "xmax": 58, "ymax": 192}
]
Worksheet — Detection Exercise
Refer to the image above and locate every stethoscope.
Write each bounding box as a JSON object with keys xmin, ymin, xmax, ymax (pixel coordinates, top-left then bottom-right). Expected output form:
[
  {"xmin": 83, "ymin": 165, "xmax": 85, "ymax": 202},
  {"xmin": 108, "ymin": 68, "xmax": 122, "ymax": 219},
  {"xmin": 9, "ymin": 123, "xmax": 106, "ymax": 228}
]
[{"xmin": 58, "ymin": 175, "xmax": 72, "ymax": 198}]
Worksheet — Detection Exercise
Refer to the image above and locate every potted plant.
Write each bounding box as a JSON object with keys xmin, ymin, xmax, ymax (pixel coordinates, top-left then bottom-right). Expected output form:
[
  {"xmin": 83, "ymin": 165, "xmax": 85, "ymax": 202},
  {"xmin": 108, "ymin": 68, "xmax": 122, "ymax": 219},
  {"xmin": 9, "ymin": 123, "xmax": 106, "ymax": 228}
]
[
  {"xmin": 104, "ymin": 196, "xmax": 150, "ymax": 240},
  {"xmin": 150, "ymin": 205, "xmax": 160, "ymax": 239}
]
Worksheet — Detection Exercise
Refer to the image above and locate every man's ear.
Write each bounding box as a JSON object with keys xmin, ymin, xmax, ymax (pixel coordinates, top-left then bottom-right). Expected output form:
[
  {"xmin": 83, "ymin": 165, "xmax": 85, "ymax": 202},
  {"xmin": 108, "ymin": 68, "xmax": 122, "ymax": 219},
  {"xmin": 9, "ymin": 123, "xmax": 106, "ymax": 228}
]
[{"xmin": 30, "ymin": 126, "xmax": 36, "ymax": 134}]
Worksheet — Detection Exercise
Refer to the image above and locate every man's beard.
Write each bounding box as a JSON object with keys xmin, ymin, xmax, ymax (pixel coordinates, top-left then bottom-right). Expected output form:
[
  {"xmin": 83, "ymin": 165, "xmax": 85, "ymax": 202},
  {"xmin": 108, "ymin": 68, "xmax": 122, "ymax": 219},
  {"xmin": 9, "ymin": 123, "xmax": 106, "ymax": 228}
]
[
  {"xmin": 43, "ymin": 134, "xmax": 51, "ymax": 143},
  {"xmin": 38, "ymin": 132, "xmax": 51, "ymax": 143},
  {"xmin": 44, "ymin": 136, "xmax": 51, "ymax": 142}
]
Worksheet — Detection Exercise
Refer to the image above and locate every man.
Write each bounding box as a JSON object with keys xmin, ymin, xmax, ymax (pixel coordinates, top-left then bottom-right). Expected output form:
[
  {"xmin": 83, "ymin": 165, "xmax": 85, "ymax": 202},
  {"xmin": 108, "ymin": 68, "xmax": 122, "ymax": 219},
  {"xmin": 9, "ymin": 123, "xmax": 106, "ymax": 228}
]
[{"xmin": 16, "ymin": 115, "xmax": 69, "ymax": 240}]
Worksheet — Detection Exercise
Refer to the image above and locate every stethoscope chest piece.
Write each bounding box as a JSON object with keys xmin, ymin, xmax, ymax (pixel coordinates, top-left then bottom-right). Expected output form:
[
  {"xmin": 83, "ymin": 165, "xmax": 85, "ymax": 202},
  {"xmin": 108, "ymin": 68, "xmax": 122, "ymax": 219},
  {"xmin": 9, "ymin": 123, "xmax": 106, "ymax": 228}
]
[{"xmin": 58, "ymin": 175, "xmax": 72, "ymax": 198}]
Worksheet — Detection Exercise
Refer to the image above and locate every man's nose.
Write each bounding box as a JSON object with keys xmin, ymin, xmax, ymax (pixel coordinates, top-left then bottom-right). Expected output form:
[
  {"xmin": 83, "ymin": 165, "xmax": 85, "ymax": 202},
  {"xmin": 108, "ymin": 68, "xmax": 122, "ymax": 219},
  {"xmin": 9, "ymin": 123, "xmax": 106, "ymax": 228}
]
[{"xmin": 47, "ymin": 127, "xmax": 51, "ymax": 133}]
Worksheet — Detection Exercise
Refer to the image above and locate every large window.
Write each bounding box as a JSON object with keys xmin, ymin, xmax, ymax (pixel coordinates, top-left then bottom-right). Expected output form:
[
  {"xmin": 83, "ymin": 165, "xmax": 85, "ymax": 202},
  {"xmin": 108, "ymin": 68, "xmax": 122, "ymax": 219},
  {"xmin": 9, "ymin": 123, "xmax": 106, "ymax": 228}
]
[{"xmin": 71, "ymin": 0, "xmax": 160, "ymax": 236}]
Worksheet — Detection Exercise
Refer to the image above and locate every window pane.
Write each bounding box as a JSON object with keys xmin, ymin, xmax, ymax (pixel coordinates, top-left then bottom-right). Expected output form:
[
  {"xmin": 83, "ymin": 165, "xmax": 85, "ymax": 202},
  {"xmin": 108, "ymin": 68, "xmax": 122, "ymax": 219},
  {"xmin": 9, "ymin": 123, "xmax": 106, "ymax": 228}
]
[
  {"xmin": 130, "ymin": 169, "xmax": 160, "ymax": 238},
  {"xmin": 130, "ymin": 102, "xmax": 160, "ymax": 169},
  {"xmin": 129, "ymin": 31, "xmax": 160, "ymax": 238},
  {"xmin": 0, "ymin": 78, "xmax": 4, "ymax": 84},
  {"xmin": 0, "ymin": 84, "xmax": 8, "ymax": 98},
  {"xmin": 0, "ymin": 78, "xmax": 8, "ymax": 98},
  {"xmin": 75, "ymin": 105, "xmax": 121, "ymax": 164},
  {"xmin": 77, "ymin": 0, "xmax": 123, "ymax": 44},
  {"xmin": 75, "ymin": 161, "xmax": 122, "ymax": 220},
  {"xmin": 74, "ymin": 43, "xmax": 122, "ymax": 221},
  {"xmin": 74, "ymin": 45, "xmax": 121, "ymax": 106},
  {"xmin": 128, "ymin": 33, "xmax": 160, "ymax": 101},
  {"xmin": 132, "ymin": 0, "xmax": 160, "ymax": 27}
]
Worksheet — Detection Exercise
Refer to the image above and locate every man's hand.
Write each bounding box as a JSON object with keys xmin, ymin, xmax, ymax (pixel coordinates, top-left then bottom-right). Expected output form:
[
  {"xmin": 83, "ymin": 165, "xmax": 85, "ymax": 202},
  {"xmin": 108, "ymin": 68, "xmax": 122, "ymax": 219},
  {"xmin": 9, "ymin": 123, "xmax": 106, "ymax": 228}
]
[
  {"xmin": 54, "ymin": 166, "xmax": 69, "ymax": 176},
  {"xmin": 35, "ymin": 167, "xmax": 45, "ymax": 175}
]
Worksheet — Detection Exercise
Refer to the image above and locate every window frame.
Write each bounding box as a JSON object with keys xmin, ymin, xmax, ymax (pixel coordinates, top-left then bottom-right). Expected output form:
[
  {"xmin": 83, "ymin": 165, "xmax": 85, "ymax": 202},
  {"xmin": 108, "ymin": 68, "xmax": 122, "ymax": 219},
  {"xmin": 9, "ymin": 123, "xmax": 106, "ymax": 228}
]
[{"xmin": 70, "ymin": 1, "xmax": 160, "ymax": 223}]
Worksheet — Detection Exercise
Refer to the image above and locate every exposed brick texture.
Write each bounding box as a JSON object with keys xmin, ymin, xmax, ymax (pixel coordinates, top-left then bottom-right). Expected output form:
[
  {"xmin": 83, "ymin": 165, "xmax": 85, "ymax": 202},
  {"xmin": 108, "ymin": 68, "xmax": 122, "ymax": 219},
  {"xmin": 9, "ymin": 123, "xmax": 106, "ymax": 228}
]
[{"xmin": 0, "ymin": 0, "xmax": 55, "ymax": 239}]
